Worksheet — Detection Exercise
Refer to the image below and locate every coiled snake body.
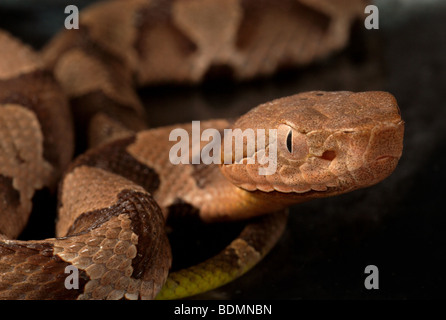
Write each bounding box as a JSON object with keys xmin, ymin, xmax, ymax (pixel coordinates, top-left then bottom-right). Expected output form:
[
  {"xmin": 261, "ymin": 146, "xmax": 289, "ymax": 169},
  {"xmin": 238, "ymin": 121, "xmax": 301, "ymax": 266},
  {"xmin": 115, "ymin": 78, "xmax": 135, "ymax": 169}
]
[{"xmin": 0, "ymin": 0, "xmax": 404, "ymax": 299}]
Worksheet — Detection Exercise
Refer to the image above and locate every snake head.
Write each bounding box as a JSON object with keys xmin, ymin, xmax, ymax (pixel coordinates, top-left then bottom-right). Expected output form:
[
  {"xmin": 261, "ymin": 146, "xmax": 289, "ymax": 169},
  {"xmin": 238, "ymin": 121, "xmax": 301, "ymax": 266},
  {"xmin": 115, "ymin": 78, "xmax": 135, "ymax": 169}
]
[{"xmin": 220, "ymin": 91, "xmax": 404, "ymax": 199}]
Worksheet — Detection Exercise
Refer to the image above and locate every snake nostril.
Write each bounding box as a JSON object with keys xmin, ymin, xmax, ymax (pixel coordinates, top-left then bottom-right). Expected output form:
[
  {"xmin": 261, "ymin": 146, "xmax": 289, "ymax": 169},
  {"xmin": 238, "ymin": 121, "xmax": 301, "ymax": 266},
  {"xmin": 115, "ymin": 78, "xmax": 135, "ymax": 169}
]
[{"xmin": 320, "ymin": 150, "xmax": 336, "ymax": 161}]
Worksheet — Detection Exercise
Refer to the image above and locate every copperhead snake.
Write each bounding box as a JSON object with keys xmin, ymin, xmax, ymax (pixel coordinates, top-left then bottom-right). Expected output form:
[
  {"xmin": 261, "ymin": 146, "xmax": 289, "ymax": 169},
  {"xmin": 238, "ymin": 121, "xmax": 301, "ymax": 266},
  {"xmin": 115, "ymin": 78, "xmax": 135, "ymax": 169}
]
[{"xmin": 0, "ymin": 0, "xmax": 404, "ymax": 300}]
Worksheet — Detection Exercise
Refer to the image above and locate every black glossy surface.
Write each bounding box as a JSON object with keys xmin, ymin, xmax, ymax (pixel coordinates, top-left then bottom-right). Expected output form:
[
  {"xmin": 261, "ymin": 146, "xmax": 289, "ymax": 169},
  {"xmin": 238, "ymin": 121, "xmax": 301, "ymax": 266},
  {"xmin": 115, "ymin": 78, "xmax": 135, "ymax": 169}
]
[{"xmin": 0, "ymin": 0, "xmax": 445, "ymax": 299}]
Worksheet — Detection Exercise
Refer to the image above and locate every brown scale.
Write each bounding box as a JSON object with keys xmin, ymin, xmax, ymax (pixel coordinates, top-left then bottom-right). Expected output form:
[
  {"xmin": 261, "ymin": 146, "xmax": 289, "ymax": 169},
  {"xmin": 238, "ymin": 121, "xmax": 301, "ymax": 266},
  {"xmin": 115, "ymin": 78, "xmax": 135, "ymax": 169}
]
[
  {"xmin": 64, "ymin": 136, "xmax": 161, "ymax": 195},
  {"xmin": 0, "ymin": 241, "xmax": 89, "ymax": 300}
]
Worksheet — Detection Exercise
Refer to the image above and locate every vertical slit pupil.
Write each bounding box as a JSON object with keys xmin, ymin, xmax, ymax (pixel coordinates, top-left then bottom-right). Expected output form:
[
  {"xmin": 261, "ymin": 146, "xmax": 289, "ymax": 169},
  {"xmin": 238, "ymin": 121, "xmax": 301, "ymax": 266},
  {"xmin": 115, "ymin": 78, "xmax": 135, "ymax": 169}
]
[{"xmin": 286, "ymin": 130, "xmax": 292, "ymax": 153}]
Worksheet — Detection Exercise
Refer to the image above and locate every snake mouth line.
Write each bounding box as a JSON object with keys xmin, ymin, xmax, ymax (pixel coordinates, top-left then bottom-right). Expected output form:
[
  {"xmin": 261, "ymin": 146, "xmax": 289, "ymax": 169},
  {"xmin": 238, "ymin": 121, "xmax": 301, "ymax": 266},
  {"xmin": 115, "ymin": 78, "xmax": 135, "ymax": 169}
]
[{"xmin": 251, "ymin": 187, "xmax": 338, "ymax": 199}]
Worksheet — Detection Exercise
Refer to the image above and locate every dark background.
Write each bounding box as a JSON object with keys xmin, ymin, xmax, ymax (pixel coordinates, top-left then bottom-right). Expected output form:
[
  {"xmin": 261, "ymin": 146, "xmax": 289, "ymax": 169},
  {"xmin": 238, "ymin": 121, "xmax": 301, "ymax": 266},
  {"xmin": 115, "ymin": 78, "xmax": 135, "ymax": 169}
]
[{"xmin": 0, "ymin": 0, "xmax": 445, "ymax": 299}]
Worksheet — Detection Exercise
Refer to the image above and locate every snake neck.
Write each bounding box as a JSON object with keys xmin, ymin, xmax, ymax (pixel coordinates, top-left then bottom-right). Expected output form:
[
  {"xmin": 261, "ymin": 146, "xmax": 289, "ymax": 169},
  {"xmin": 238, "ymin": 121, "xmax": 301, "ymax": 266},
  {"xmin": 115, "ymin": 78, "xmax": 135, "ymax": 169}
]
[
  {"xmin": 203, "ymin": 184, "xmax": 299, "ymax": 222},
  {"xmin": 164, "ymin": 163, "xmax": 297, "ymax": 222}
]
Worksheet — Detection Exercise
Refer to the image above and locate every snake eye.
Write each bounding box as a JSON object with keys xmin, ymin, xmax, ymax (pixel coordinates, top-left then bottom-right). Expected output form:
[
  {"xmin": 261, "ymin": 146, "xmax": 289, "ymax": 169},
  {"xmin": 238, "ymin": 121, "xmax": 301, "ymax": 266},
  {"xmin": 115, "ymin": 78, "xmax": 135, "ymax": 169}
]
[
  {"xmin": 286, "ymin": 129, "xmax": 292, "ymax": 153},
  {"xmin": 278, "ymin": 124, "xmax": 308, "ymax": 160}
]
